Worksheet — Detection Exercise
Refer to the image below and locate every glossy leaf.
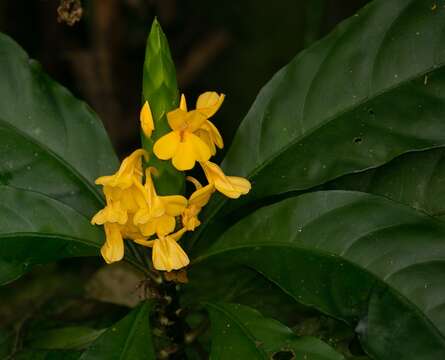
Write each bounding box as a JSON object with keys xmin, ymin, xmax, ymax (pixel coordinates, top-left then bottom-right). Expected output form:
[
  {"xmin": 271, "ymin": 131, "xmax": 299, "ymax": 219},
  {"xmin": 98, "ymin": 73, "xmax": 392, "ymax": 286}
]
[
  {"xmin": 141, "ymin": 19, "xmax": 184, "ymax": 195},
  {"xmin": 326, "ymin": 147, "xmax": 445, "ymax": 220},
  {"xmin": 207, "ymin": 302, "xmax": 344, "ymax": 360},
  {"xmin": 0, "ymin": 33, "xmax": 118, "ymax": 217},
  {"xmin": 192, "ymin": 191, "xmax": 445, "ymax": 359},
  {"xmin": 80, "ymin": 301, "xmax": 155, "ymax": 360},
  {"xmin": 0, "ymin": 185, "xmax": 103, "ymax": 266},
  {"xmin": 193, "ymin": 0, "xmax": 445, "ymax": 249}
]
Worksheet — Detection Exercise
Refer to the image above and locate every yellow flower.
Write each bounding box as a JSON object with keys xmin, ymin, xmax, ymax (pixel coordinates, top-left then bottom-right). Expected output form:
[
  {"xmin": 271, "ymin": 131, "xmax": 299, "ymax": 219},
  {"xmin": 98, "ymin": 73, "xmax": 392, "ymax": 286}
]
[
  {"xmin": 153, "ymin": 92, "xmax": 225, "ymax": 170},
  {"xmin": 92, "ymin": 149, "xmax": 148, "ymax": 224},
  {"xmin": 92, "ymin": 149, "xmax": 149, "ymax": 264},
  {"xmin": 182, "ymin": 176, "xmax": 213, "ymax": 231},
  {"xmin": 140, "ymin": 101, "xmax": 155, "ymax": 138},
  {"xmin": 101, "ymin": 223, "xmax": 125, "ymax": 264},
  {"xmin": 153, "ymin": 111, "xmax": 210, "ymax": 170},
  {"xmin": 152, "ymin": 236, "xmax": 189, "ymax": 272},
  {"xmin": 133, "ymin": 169, "xmax": 187, "ymax": 237},
  {"xmin": 135, "ymin": 228, "xmax": 189, "ymax": 272},
  {"xmin": 200, "ymin": 161, "xmax": 251, "ymax": 199},
  {"xmin": 194, "ymin": 92, "xmax": 224, "ymax": 155},
  {"xmin": 91, "ymin": 200, "xmax": 127, "ymax": 225},
  {"xmin": 95, "ymin": 149, "xmax": 147, "ymax": 189}
]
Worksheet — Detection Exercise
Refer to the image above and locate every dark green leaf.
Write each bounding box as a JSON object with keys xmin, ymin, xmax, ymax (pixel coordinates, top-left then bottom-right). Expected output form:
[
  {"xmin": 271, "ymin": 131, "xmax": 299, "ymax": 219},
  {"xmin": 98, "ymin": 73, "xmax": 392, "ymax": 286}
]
[
  {"xmin": 27, "ymin": 327, "xmax": 105, "ymax": 351},
  {"xmin": 326, "ymin": 147, "xmax": 445, "ymax": 220},
  {"xmin": 193, "ymin": 0, "xmax": 445, "ymax": 249},
  {"xmin": 80, "ymin": 301, "xmax": 155, "ymax": 360},
  {"xmin": 207, "ymin": 302, "xmax": 344, "ymax": 360},
  {"xmin": 0, "ymin": 259, "xmax": 27, "ymax": 286},
  {"xmin": 192, "ymin": 191, "xmax": 445, "ymax": 359},
  {"xmin": 0, "ymin": 33, "xmax": 118, "ymax": 217},
  {"xmin": 0, "ymin": 186, "xmax": 103, "ymax": 265},
  {"xmin": 142, "ymin": 19, "xmax": 184, "ymax": 195}
]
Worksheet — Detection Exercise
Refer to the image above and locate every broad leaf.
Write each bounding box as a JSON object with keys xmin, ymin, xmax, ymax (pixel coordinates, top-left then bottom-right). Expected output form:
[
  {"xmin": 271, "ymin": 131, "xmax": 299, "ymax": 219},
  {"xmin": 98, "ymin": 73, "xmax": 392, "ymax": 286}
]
[
  {"xmin": 327, "ymin": 147, "xmax": 445, "ymax": 220},
  {"xmin": 193, "ymin": 0, "xmax": 445, "ymax": 248},
  {"xmin": 80, "ymin": 301, "xmax": 156, "ymax": 360},
  {"xmin": 0, "ymin": 33, "xmax": 118, "ymax": 217},
  {"xmin": 207, "ymin": 302, "xmax": 345, "ymax": 360},
  {"xmin": 0, "ymin": 186, "xmax": 103, "ymax": 268},
  {"xmin": 192, "ymin": 191, "xmax": 445, "ymax": 359}
]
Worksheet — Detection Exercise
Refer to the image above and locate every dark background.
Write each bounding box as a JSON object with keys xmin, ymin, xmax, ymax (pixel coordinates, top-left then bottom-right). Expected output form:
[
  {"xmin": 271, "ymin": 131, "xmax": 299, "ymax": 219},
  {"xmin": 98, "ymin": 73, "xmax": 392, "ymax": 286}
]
[{"xmin": 0, "ymin": 0, "xmax": 369, "ymax": 158}]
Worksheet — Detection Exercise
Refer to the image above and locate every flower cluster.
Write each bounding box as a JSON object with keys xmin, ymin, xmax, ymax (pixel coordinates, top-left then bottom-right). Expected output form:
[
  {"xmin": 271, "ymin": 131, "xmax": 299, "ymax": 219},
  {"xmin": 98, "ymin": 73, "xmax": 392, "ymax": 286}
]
[{"xmin": 91, "ymin": 92, "xmax": 250, "ymax": 272}]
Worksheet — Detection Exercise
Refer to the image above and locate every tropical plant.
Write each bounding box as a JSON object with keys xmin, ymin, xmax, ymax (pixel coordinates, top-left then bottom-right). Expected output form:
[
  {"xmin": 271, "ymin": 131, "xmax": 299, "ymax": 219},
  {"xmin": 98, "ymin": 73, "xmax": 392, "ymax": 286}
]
[{"xmin": 1, "ymin": 0, "xmax": 445, "ymax": 359}]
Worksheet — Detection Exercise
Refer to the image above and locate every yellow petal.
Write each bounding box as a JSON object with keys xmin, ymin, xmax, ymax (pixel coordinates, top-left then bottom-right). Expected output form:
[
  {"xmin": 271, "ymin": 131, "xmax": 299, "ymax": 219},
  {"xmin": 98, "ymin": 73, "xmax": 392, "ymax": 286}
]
[
  {"xmin": 95, "ymin": 175, "xmax": 114, "ymax": 186},
  {"xmin": 196, "ymin": 92, "xmax": 225, "ymax": 118},
  {"xmin": 185, "ymin": 110, "xmax": 208, "ymax": 132},
  {"xmin": 95, "ymin": 149, "xmax": 147, "ymax": 188},
  {"xmin": 133, "ymin": 206, "xmax": 150, "ymax": 225},
  {"xmin": 172, "ymin": 139, "xmax": 196, "ymax": 171},
  {"xmin": 139, "ymin": 221, "xmax": 156, "ymax": 237},
  {"xmin": 161, "ymin": 195, "xmax": 188, "ymax": 216},
  {"xmin": 91, "ymin": 202, "xmax": 127, "ymax": 225},
  {"xmin": 188, "ymin": 132, "xmax": 212, "ymax": 162},
  {"xmin": 203, "ymin": 120, "xmax": 224, "ymax": 149},
  {"xmin": 167, "ymin": 108, "xmax": 188, "ymax": 130},
  {"xmin": 171, "ymin": 133, "xmax": 211, "ymax": 170},
  {"xmin": 121, "ymin": 220, "xmax": 144, "ymax": 240},
  {"xmin": 215, "ymin": 176, "xmax": 251, "ymax": 199},
  {"xmin": 180, "ymin": 94, "xmax": 188, "ymax": 111},
  {"xmin": 171, "ymin": 227, "xmax": 187, "ymax": 241},
  {"xmin": 153, "ymin": 131, "xmax": 181, "ymax": 160},
  {"xmin": 140, "ymin": 101, "xmax": 155, "ymax": 138},
  {"xmin": 201, "ymin": 161, "xmax": 251, "ymax": 199},
  {"xmin": 189, "ymin": 183, "xmax": 214, "ymax": 208},
  {"xmin": 182, "ymin": 208, "xmax": 201, "ymax": 231},
  {"xmin": 155, "ymin": 215, "xmax": 176, "ymax": 237},
  {"xmin": 91, "ymin": 209, "xmax": 107, "ymax": 225},
  {"xmin": 152, "ymin": 236, "xmax": 190, "ymax": 271},
  {"xmin": 195, "ymin": 128, "xmax": 216, "ymax": 155},
  {"xmin": 101, "ymin": 223, "xmax": 124, "ymax": 264}
]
